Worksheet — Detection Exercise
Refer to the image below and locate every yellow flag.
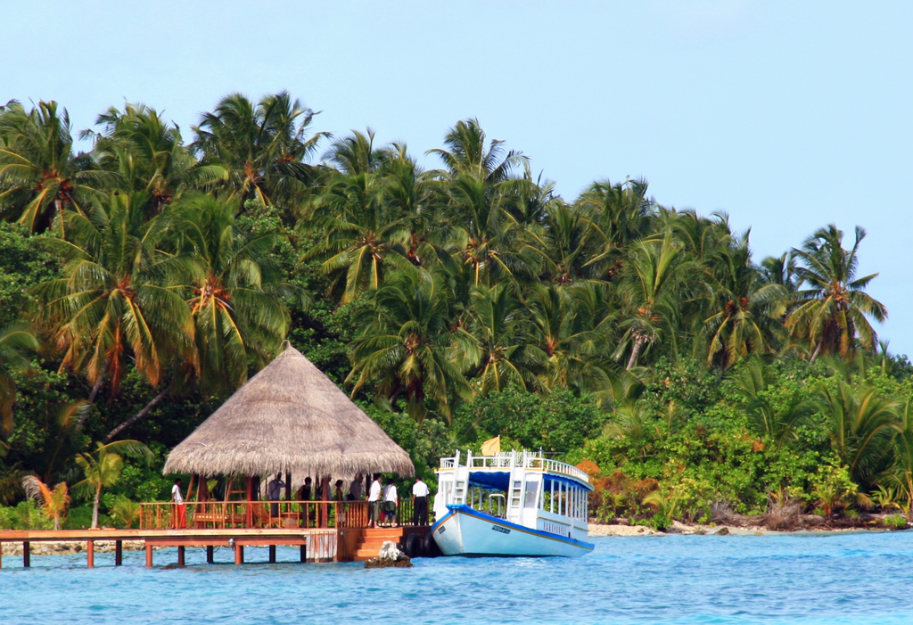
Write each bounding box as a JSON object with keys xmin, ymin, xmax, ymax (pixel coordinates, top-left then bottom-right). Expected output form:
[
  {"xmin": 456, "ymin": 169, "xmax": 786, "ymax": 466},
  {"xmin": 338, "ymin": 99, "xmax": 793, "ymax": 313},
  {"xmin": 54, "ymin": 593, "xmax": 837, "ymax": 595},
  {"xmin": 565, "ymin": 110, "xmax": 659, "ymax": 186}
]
[{"xmin": 481, "ymin": 436, "xmax": 501, "ymax": 456}]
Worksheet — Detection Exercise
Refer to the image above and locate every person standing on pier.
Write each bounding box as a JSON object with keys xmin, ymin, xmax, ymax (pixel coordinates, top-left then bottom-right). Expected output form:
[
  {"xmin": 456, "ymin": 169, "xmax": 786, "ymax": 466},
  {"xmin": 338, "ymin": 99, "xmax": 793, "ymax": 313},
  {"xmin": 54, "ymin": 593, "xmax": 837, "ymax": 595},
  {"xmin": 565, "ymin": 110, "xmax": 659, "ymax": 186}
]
[
  {"xmin": 268, "ymin": 473, "xmax": 285, "ymax": 519},
  {"xmin": 383, "ymin": 477, "xmax": 399, "ymax": 528},
  {"xmin": 368, "ymin": 474, "xmax": 382, "ymax": 528},
  {"xmin": 172, "ymin": 478, "xmax": 186, "ymax": 528},
  {"xmin": 412, "ymin": 477, "xmax": 430, "ymax": 526}
]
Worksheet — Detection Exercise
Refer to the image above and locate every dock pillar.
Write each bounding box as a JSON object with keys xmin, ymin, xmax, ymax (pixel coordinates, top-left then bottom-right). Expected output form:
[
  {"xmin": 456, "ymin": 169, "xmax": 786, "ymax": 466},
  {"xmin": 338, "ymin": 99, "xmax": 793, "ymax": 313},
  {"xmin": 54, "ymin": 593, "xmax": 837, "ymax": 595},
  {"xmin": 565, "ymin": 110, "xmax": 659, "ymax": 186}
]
[
  {"xmin": 0, "ymin": 542, "xmax": 3, "ymax": 569},
  {"xmin": 87, "ymin": 540, "xmax": 95, "ymax": 568},
  {"xmin": 300, "ymin": 544, "xmax": 306, "ymax": 563},
  {"xmin": 268, "ymin": 545, "xmax": 276, "ymax": 563},
  {"xmin": 145, "ymin": 543, "xmax": 153, "ymax": 567},
  {"xmin": 23, "ymin": 541, "xmax": 30, "ymax": 568},
  {"xmin": 115, "ymin": 540, "xmax": 123, "ymax": 566},
  {"xmin": 206, "ymin": 546, "xmax": 214, "ymax": 564},
  {"xmin": 177, "ymin": 546, "xmax": 185, "ymax": 566},
  {"xmin": 234, "ymin": 545, "xmax": 244, "ymax": 565}
]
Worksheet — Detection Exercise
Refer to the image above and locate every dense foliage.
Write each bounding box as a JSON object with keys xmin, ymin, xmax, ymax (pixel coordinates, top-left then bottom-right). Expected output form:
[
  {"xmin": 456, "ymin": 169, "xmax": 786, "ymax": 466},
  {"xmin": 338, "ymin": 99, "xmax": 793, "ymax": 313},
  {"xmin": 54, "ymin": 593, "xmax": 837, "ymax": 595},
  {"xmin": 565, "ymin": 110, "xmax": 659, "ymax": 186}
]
[{"xmin": 0, "ymin": 93, "xmax": 907, "ymax": 528}]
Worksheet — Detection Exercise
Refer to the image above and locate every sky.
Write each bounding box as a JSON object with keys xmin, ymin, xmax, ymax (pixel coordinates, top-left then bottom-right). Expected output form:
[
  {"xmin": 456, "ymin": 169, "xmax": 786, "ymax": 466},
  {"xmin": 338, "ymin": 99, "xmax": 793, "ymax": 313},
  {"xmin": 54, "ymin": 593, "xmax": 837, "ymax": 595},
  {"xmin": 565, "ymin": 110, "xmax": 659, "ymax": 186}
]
[{"xmin": 4, "ymin": 1, "xmax": 912, "ymax": 354}]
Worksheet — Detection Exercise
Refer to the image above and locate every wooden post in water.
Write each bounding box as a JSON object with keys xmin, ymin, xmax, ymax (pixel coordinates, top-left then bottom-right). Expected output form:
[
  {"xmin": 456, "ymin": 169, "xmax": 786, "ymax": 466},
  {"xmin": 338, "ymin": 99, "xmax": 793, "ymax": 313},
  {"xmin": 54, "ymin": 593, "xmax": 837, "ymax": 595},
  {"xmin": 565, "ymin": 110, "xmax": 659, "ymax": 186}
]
[
  {"xmin": 268, "ymin": 545, "xmax": 276, "ymax": 563},
  {"xmin": 145, "ymin": 543, "xmax": 153, "ymax": 567},
  {"xmin": 177, "ymin": 546, "xmax": 185, "ymax": 566},
  {"xmin": 115, "ymin": 540, "xmax": 123, "ymax": 566},
  {"xmin": 87, "ymin": 540, "xmax": 95, "ymax": 568},
  {"xmin": 0, "ymin": 542, "xmax": 3, "ymax": 569},
  {"xmin": 206, "ymin": 545, "xmax": 214, "ymax": 563},
  {"xmin": 23, "ymin": 541, "xmax": 30, "ymax": 568},
  {"xmin": 234, "ymin": 544, "xmax": 244, "ymax": 564},
  {"xmin": 300, "ymin": 544, "xmax": 306, "ymax": 562}
]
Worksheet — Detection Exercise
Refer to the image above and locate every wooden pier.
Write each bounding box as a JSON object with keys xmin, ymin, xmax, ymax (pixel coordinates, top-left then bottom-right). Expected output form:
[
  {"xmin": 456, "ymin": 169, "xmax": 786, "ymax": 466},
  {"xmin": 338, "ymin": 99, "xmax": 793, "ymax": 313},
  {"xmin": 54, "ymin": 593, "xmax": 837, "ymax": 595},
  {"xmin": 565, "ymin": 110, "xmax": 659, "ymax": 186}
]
[{"xmin": 0, "ymin": 525, "xmax": 428, "ymax": 569}]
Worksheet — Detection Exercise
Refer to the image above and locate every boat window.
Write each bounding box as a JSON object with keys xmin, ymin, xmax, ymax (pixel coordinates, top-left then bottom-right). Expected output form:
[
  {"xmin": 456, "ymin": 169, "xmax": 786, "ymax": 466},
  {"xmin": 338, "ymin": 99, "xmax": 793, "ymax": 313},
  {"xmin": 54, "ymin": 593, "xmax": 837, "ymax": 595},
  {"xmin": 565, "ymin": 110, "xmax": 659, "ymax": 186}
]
[{"xmin": 524, "ymin": 481, "xmax": 538, "ymax": 508}]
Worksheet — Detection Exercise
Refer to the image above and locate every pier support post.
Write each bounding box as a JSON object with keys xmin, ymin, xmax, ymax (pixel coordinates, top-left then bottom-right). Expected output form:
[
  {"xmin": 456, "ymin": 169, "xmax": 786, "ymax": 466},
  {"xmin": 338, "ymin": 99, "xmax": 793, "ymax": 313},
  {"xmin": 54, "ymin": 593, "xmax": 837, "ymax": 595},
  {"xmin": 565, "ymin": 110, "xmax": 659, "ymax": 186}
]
[
  {"xmin": 145, "ymin": 543, "xmax": 153, "ymax": 567},
  {"xmin": 268, "ymin": 545, "xmax": 276, "ymax": 563},
  {"xmin": 87, "ymin": 540, "xmax": 95, "ymax": 568},
  {"xmin": 115, "ymin": 541, "xmax": 123, "ymax": 566},
  {"xmin": 234, "ymin": 545, "xmax": 244, "ymax": 565},
  {"xmin": 23, "ymin": 542, "xmax": 30, "ymax": 568},
  {"xmin": 0, "ymin": 542, "xmax": 3, "ymax": 569},
  {"xmin": 300, "ymin": 544, "xmax": 306, "ymax": 563},
  {"xmin": 206, "ymin": 546, "xmax": 214, "ymax": 563},
  {"xmin": 177, "ymin": 546, "xmax": 185, "ymax": 566}
]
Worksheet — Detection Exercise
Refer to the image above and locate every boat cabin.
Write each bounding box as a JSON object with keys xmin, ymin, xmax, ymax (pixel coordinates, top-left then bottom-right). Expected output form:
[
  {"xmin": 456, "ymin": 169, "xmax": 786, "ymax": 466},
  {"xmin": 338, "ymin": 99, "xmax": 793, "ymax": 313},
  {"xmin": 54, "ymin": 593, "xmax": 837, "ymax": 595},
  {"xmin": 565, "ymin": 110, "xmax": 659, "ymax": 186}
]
[{"xmin": 433, "ymin": 450, "xmax": 592, "ymax": 543}]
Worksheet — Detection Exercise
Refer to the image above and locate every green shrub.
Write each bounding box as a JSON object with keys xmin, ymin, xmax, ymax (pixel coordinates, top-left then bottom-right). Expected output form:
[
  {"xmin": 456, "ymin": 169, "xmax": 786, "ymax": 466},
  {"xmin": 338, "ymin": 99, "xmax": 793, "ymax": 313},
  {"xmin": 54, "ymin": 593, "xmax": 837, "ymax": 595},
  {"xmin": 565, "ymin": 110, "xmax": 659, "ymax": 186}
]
[
  {"xmin": 0, "ymin": 500, "xmax": 53, "ymax": 530},
  {"xmin": 883, "ymin": 514, "xmax": 908, "ymax": 530}
]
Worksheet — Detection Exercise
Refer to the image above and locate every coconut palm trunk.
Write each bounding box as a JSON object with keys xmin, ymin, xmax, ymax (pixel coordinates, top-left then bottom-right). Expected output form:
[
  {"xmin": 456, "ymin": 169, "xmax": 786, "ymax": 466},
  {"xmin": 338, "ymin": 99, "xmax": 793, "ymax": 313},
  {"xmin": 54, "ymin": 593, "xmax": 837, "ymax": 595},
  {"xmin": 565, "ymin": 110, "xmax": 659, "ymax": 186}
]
[{"xmin": 626, "ymin": 334, "xmax": 648, "ymax": 370}]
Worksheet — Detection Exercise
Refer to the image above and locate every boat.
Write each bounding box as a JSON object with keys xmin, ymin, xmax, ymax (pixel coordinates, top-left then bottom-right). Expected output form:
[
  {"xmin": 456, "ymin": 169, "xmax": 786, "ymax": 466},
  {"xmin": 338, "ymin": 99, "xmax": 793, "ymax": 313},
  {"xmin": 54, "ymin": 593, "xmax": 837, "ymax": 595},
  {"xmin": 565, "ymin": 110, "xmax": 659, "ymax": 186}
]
[{"xmin": 430, "ymin": 449, "xmax": 594, "ymax": 557}]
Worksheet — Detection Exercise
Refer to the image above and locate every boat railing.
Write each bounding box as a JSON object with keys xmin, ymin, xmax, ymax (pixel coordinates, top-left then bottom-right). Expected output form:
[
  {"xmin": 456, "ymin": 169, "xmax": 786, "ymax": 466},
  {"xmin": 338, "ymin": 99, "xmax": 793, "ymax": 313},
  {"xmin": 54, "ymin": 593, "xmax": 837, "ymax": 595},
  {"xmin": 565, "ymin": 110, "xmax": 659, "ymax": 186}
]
[{"xmin": 439, "ymin": 451, "xmax": 590, "ymax": 484}]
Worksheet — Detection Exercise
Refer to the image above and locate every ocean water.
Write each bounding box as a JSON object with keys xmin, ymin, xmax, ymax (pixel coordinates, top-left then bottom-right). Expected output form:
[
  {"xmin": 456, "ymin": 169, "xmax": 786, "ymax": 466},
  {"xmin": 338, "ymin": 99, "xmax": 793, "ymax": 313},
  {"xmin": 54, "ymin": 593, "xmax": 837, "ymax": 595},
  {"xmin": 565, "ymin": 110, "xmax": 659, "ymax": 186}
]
[{"xmin": 2, "ymin": 532, "xmax": 913, "ymax": 624}]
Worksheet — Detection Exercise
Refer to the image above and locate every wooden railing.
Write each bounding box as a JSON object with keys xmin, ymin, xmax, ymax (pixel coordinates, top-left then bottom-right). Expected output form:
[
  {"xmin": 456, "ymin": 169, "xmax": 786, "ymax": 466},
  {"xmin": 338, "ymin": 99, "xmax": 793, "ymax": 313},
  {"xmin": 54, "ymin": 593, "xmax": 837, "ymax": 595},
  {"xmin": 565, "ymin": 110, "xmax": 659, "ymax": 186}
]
[{"xmin": 140, "ymin": 500, "xmax": 431, "ymax": 530}]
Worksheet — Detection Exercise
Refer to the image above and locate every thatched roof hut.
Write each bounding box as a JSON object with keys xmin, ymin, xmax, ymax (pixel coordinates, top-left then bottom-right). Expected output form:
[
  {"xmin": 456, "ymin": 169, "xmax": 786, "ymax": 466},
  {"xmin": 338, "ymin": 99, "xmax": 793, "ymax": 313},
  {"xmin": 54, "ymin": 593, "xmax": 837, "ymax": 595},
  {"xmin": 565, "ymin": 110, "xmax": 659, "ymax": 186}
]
[{"xmin": 163, "ymin": 345, "xmax": 414, "ymax": 480}]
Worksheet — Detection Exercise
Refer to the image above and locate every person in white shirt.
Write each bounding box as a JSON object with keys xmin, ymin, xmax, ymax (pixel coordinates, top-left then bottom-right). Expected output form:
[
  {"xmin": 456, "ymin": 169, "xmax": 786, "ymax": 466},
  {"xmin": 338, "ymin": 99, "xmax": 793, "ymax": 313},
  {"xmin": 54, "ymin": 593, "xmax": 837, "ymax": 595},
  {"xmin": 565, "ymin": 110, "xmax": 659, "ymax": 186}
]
[
  {"xmin": 368, "ymin": 474, "xmax": 382, "ymax": 528},
  {"xmin": 171, "ymin": 478, "xmax": 186, "ymax": 528},
  {"xmin": 412, "ymin": 477, "xmax": 430, "ymax": 526},
  {"xmin": 383, "ymin": 477, "xmax": 399, "ymax": 528}
]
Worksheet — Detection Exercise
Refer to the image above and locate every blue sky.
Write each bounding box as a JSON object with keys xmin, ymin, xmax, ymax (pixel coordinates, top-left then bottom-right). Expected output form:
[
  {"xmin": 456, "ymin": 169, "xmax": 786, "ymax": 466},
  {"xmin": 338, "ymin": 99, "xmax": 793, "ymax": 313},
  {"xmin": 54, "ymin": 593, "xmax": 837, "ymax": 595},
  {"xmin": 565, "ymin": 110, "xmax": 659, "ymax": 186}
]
[{"xmin": 5, "ymin": 1, "xmax": 912, "ymax": 354}]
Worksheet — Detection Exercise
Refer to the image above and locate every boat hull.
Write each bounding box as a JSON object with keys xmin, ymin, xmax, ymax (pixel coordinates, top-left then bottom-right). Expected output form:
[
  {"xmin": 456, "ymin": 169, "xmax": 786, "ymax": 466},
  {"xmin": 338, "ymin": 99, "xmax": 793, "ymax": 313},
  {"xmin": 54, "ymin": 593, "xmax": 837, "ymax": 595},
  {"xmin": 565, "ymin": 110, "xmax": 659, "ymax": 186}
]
[{"xmin": 431, "ymin": 505, "xmax": 593, "ymax": 558}]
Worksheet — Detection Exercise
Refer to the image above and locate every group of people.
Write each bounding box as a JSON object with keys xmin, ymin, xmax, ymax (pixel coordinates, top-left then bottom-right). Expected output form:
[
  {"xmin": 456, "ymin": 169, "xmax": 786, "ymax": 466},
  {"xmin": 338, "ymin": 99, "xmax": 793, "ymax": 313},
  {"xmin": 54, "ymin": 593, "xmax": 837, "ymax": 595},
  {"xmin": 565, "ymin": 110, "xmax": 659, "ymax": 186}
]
[
  {"xmin": 170, "ymin": 473, "xmax": 433, "ymax": 529},
  {"xmin": 366, "ymin": 474, "xmax": 430, "ymax": 528}
]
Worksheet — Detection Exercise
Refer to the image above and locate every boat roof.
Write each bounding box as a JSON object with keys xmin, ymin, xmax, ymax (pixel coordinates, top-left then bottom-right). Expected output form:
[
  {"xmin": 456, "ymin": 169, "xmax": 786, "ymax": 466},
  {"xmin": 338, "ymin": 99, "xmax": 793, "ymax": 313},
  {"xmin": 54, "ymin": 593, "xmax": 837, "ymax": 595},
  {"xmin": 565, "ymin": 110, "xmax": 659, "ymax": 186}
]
[{"xmin": 436, "ymin": 450, "xmax": 593, "ymax": 492}]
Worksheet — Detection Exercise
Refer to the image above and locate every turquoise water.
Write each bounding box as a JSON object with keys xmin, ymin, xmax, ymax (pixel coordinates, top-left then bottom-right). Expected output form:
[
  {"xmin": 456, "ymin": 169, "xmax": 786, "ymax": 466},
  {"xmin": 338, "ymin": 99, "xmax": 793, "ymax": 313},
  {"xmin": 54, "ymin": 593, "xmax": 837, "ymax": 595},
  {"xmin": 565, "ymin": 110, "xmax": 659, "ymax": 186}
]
[{"xmin": 2, "ymin": 532, "xmax": 913, "ymax": 624}]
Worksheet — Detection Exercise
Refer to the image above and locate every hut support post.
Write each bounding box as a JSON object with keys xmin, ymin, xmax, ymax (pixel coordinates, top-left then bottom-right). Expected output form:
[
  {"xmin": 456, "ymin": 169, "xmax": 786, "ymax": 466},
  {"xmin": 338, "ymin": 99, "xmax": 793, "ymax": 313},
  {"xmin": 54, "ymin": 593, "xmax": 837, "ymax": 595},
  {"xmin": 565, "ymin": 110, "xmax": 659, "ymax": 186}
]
[
  {"xmin": 245, "ymin": 476, "xmax": 254, "ymax": 528},
  {"xmin": 320, "ymin": 477, "xmax": 330, "ymax": 528},
  {"xmin": 268, "ymin": 545, "xmax": 276, "ymax": 563},
  {"xmin": 115, "ymin": 540, "xmax": 123, "ymax": 566},
  {"xmin": 177, "ymin": 546, "xmax": 185, "ymax": 566},
  {"xmin": 23, "ymin": 541, "xmax": 30, "ymax": 568},
  {"xmin": 0, "ymin": 542, "xmax": 3, "ymax": 568},
  {"xmin": 145, "ymin": 543, "xmax": 153, "ymax": 567},
  {"xmin": 87, "ymin": 540, "xmax": 95, "ymax": 568},
  {"xmin": 234, "ymin": 545, "xmax": 244, "ymax": 565},
  {"xmin": 300, "ymin": 544, "xmax": 306, "ymax": 563},
  {"xmin": 206, "ymin": 546, "xmax": 214, "ymax": 563}
]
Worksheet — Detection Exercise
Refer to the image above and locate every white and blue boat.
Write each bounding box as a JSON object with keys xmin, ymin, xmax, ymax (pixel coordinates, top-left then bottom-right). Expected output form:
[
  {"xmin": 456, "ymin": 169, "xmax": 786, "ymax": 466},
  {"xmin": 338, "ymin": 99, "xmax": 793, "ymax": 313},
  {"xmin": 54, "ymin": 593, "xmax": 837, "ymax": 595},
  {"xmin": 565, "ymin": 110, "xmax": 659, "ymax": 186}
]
[{"xmin": 431, "ymin": 450, "xmax": 594, "ymax": 557}]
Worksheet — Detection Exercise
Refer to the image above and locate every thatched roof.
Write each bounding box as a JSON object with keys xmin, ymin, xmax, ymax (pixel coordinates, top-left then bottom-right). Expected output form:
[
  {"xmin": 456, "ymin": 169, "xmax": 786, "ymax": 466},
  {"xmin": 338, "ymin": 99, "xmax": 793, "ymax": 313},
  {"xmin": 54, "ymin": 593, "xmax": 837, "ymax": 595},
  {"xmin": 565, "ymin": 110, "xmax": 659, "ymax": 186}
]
[{"xmin": 163, "ymin": 345, "xmax": 414, "ymax": 479}]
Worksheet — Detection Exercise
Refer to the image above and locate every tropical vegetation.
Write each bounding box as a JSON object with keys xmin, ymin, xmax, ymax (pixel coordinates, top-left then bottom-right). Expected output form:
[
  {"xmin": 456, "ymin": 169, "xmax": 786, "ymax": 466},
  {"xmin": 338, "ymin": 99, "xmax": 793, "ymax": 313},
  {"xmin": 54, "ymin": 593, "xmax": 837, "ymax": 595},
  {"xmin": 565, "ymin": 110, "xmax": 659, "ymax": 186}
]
[{"xmin": 0, "ymin": 93, "xmax": 909, "ymax": 529}]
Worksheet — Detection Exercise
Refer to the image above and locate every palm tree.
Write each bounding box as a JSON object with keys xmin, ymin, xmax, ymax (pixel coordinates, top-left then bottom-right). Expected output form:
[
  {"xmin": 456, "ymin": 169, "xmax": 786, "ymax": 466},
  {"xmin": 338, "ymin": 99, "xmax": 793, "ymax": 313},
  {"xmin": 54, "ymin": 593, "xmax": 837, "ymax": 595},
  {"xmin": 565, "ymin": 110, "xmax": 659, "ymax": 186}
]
[
  {"xmin": 787, "ymin": 225, "xmax": 887, "ymax": 361},
  {"xmin": 732, "ymin": 358, "xmax": 817, "ymax": 449},
  {"xmin": 699, "ymin": 237, "xmax": 786, "ymax": 369},
  {"xmin": 821, "ymin": 380, "xmax": 901, "ymax": 487},
  {"xmin": 427, "ymin": 118, "xmax": 525, "ymax": 183},
  {"xmin": 527, "ymin": 283, "xmax": 616, "ymax": 399},
  {"xmin": 576, "ymin": 178, "xmax": 652, "ymax": 254},
  {"xmin": 347, "ymin": 269, "xmax": 472, "ymax": 422},
  {"xmin": 86, "ymin": 103, "xmax": 227, "ymax": 214},
  {"xmin": 455, "ymin": 283, "xmax": 544, "ymax": 394},
  {"xmin": 22, "ymin": 475, "xmax": 70, "ymax": 530},
  {"xmin": 0, "ymin": 100, "xmax": 114, "ymax": 232},
  {"xmin": 523, "ymin": 203, "xmax": 607, "ymax": 285},
  {"xmin": 191, "ymin": 92, "xmax": 327, "ymax": 206},
  {"xmin": 0, "ymin": 323, "xmax": 38, "ymax": 437},
  {"xmin": 428, "ymin": 119, "xmax": 535, "ymax": 285},
  {"xmin": 171, "ymin": 194, "xmax": 294, "ymax": 392},
  {"xmin": 615, "ymin": 231, "xmax": 688, "ymax": 369},
  {"xmin": 74, "ymin": 440, "xmax": 152, "ymax": 529},
  {"xmin": 301, "ymin": 131, "xmax": 413, "ymax": 302},
  {"xmin": 31, "ymin": 191, "xmax": 195, "ymax": 431}
]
